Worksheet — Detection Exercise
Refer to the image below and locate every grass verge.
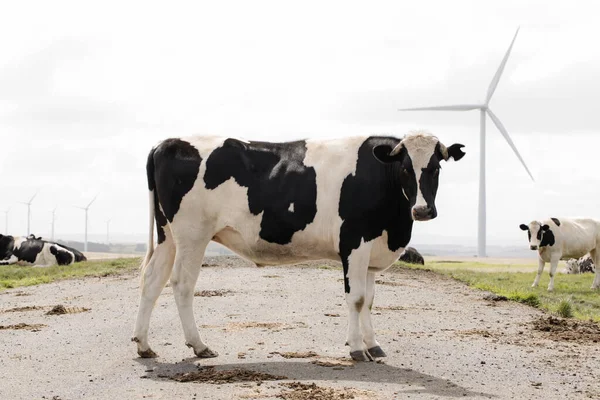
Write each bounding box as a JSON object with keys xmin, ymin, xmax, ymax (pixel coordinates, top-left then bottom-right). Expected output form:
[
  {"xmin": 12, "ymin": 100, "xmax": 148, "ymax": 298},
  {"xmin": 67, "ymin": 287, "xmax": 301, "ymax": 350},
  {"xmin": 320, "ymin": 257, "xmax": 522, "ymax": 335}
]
[
  {"xmin": 0, "ymin": 258, "xmax": 142, "ymax": 292},
  {"xmin": 396, "ymin": 261, "xmax": 600, "ymax": 322}
]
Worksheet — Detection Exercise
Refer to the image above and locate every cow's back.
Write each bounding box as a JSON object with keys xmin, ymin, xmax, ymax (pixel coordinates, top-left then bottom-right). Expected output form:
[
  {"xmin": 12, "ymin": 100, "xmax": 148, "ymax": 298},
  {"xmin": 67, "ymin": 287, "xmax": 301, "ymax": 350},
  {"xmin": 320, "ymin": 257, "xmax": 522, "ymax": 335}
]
[
  {"xmin": 153, "ymin": 135, "xmax": 402, "ymax": 266},
  {"xmin": 554, "ymin": 218, "xmax": 600, "ymax": 259}
]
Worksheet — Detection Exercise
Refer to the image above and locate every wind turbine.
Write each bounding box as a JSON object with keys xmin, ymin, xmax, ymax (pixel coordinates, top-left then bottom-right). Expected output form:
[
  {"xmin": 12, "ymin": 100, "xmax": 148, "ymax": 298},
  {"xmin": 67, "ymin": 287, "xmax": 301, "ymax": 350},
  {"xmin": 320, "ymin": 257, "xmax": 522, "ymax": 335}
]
[
  {"xmin": 20, "ymin": 192, "xmax": 38, "ymax": 236},
  {"xmin": 106, "ymin": 218, "xmax": 111, "ymax": 244},
  {"xmin": 398, "ymin": 28, "xmax": 534, "ymax": 258},
  {"xmin": 2, "ymin": 207, "xmax": 11, "ymax": 234},
  {"xmin": 51, "ymin": 208, "xmax": 57, "ymax": 241},
  {"xmin": 76, "ymin": 195, "xmax": 98, "ymax": 252}
]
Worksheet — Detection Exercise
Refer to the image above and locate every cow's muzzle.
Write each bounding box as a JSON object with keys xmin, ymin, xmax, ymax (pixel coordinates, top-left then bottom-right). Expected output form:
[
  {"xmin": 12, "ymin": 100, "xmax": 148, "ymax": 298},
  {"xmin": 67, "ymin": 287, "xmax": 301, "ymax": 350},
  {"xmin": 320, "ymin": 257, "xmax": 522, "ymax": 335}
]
[
  {"xmin": 530, "ymin": 245, "xmax": 538, "ymax": 251},
  {"xmin": 412, "ymin": 206, "xmax": 437, "ymax": 221}
]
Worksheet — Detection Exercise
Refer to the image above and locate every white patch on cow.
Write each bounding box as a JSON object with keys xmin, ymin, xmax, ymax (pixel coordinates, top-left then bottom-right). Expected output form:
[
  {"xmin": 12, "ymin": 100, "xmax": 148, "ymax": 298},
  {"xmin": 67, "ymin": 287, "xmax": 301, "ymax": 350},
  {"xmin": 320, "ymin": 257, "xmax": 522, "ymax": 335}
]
[
  {"xmin": 401, "ymin": 131, "xmax": 438, "ymax": 210},
  {"xmin": 288, "ymin": 203, "xmax": 294, "ymax": 212},
  {"xmin": 368, "ymin": 230, "xmax": 405, "ymax": 270}
]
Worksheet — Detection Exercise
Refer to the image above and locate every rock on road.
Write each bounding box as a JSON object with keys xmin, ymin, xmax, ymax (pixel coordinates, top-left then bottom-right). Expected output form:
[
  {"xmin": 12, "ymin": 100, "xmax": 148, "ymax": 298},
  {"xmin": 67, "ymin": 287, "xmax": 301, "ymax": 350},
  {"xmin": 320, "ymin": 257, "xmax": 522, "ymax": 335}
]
[{"xmin": 0, "ymin": 256, "xmax": 598, "ymax": 399}]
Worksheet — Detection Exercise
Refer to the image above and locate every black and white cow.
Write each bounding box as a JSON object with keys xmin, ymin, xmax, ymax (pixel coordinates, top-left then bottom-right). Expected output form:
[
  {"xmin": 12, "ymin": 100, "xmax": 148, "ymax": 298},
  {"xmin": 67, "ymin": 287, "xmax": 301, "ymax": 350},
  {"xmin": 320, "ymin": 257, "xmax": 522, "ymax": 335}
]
[
  {"xmin": 133, "ymin": 131, "xmax": 465, "ymax": 361},
  {"xmin": 520, "ymin": 218, "xmax": 600, "ymax": 291},
  {"xmin": 0, "ymin": 234, "xmax": 87, "ymax": 266}
]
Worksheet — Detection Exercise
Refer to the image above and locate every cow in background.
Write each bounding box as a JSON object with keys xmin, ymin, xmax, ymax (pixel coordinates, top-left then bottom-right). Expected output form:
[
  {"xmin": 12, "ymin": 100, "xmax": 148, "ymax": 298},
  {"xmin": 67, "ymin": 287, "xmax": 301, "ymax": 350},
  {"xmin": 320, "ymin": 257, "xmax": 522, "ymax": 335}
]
[
  {"xmin": 520, "ymin": 218, "xmax": 600, "ymax": 291},
  {"xmin": 0, "ymin": 234, "xmax": 87, "ymax": 266}
]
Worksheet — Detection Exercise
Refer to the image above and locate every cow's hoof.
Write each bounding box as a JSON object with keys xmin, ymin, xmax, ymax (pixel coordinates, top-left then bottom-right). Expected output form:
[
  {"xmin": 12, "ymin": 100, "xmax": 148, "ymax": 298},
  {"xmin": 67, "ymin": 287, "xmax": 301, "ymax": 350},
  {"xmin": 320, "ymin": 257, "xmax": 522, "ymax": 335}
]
[
  {"xmin": 350, "ymin": 350, "xmax": 373, "ymax": 362},
  {"xmin": 195, "ymin": 347, "xmax": 219, "ymax": 358},
  {"xmin": 138, "ymin": 348, "xmax": 158, "ymax": 358},
  {"xmin": 367, "ymin": 346, "xmax": 387, "ymax": 358}
]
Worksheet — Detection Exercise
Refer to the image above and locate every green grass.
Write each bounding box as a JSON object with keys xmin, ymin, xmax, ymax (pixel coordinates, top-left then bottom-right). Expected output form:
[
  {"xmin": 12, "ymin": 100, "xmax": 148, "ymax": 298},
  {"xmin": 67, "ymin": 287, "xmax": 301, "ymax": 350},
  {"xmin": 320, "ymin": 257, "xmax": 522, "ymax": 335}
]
[
  {"xmin": 0, "ymin": 258, "xmax": 142, "ymax": 292},
  {"xmin": 397, "ymin": 261, "xmax": 600, "ymax": 322}
]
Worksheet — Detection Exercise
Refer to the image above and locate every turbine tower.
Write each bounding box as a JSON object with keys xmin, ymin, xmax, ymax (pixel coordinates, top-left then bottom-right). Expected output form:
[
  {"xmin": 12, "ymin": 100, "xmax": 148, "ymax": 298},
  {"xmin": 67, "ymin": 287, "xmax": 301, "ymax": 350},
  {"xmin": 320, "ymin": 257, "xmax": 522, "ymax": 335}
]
[
  {"xmin": 51, "ymin": 208, "xmax": 57, "ymax": 241},
  {"xmin": 76, "ymin": 195, "xmax": 98, "ymax": 253},
  {"xmin": 20, "ymin": 192, "xmax": 38, "ymax": 236},
  {"xmin": 399, "ymin": 28, "xmax": 534, "ymax": 258},
  {"xmin": 106, "ymin": 218, "xmax": 111, "ymax": 244},
  {"xmin": 2, "ymin": 207, "xmax": 10, "ymax": 234}
]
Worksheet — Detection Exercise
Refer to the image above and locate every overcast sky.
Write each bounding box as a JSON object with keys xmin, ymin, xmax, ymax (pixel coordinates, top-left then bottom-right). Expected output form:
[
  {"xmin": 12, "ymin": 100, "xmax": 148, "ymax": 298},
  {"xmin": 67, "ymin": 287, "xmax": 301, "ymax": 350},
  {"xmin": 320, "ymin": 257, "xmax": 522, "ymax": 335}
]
[{"xmin": 1, "ymin": 0, "xmax": 599, "ymax": 248}]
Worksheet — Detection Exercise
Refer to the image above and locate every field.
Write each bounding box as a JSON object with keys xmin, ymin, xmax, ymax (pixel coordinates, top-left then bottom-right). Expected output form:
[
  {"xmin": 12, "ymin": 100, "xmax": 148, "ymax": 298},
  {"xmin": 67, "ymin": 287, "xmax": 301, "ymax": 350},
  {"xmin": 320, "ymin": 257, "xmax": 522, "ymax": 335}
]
[
  {"xmin": 401, "ymin": 259, "xmax": 600, "ymax": 322},
  {"xmin": 0, "ymin": 258, "xmax": 141, "ymax": 291},
  {"xmin": 1, "ymin": 255, "xmax": 600, "ymax": 399}
]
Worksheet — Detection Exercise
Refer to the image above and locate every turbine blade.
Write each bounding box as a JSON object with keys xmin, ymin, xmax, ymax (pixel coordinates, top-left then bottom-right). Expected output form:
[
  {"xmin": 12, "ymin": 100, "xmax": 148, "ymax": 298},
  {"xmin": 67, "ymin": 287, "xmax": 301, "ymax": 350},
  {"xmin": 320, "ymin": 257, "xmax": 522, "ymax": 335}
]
[
  {"xmin": 486, "ymin": 27, "xmax": 520, "ymax": 104},
  {"xmin": 487, "ymin": 108, "xmax": 534, "ymax": 181},
  {"xmin": 399, "ymin": 104, "xmax": 482, "ymax": 111},
  {"xmin": 87, "ymin": 194, "xmax": 98, "ymax": 209}
]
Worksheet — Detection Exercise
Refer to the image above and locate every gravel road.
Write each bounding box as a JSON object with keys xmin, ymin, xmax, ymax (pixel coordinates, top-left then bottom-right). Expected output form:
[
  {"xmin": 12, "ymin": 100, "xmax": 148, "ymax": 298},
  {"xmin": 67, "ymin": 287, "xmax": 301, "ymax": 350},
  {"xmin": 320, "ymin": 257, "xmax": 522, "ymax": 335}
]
[{"xmin": 1, "ymin": 256, "xmax": 598, "ymax": 399}]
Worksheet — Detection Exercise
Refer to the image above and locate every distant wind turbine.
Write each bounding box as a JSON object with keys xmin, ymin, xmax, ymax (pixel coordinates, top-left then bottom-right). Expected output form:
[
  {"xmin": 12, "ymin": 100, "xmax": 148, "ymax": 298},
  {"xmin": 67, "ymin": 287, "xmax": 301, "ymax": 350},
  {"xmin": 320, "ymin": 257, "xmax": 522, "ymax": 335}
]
[
  {"xmin": 398, "ymin": 28, "xmax": 534, "ymax": 258},
  {"xmin": 76, "ymin": 195, "xmax": 98, "ymax": 252},
  {"xmin": 20, "ymin": 192, "xmax": 38, "ymax": 236},
  {"xmin": 51, "ymin": 208, "xmax": 57, "ymax": 241},
  {"xmin": 106, "ymin": 218, "xmax": 111, "ymax": 244},
  {"xmin": 2, "ymin": 207, "xmax": 11, "ymax": 234}
]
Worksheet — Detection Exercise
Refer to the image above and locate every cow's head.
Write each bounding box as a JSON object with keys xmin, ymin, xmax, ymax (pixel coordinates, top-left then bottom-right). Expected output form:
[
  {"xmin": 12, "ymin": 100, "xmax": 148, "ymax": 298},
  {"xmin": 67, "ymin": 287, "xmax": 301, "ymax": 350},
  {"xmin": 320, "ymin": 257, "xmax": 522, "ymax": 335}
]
[
  {"xmin": 519, "ymin": 219, "xmax": 559, "ymax": 250},
  {"xmin": 0, "ymin": 234, "xmax": 15, "ymax": 260},
  {"xmin": 373, "ymin": 131, "xmax": 465, "ymax": 221}
]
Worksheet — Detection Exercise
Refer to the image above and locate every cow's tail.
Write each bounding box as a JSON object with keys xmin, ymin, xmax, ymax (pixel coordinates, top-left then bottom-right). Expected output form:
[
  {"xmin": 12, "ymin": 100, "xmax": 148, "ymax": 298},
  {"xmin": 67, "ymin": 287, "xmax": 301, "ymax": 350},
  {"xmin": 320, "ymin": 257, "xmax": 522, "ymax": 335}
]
[{"xmin": 141, "ymin": 147, "xmax": 157, "ymax": 271}]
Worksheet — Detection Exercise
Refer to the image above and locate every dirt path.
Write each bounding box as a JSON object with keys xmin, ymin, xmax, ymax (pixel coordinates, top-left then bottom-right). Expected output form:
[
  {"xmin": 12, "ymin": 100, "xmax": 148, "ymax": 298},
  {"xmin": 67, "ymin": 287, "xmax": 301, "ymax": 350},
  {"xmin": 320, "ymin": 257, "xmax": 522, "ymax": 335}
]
[{"xmin": 1, "ymin": 256, "xmax": 598, "ymax": 399}]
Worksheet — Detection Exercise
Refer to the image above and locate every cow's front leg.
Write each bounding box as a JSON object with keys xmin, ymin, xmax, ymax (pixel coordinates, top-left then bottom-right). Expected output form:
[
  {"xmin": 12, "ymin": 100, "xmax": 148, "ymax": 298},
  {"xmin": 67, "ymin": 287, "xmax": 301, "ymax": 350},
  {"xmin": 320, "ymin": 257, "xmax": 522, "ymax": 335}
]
[
  {"xmin": 360, "ymin": 271, "xmax": 386, "ymax": 358},
  {"xmin": 547, "ymin": 256, "xmax": 560, "ymax": 292},
  {"xmin": 342, "ymin": 244, "xmax": 372, "ymax": 362},
  {"xmin": 532, "ymin": 257, "xmax": 545, "ymax": 287}
]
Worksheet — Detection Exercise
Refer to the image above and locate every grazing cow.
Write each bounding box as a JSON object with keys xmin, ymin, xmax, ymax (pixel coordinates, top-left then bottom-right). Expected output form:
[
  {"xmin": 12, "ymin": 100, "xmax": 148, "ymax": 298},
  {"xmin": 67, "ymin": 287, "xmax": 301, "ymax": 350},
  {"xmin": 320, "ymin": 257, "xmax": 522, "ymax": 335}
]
[
  {"xmin": 399, "ymin": 246, "xmax": 425, "ymax": 265},
  {"xmin": 133, "ymin": 131, "xmax": 465, "ymax": 361},
  {"xmin": 0, "ymin": 234, "xmax": 87, "ymax": 266},
  {"xmin": 520, "ymin": 218, "xmax": 600, "ymax": 291}
]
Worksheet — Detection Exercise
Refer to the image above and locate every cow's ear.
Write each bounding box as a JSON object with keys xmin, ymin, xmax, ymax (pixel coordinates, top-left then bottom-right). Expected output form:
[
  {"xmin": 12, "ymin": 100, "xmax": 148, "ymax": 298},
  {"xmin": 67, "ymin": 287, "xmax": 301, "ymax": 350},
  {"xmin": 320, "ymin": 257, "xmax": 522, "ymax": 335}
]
[
  {"xmin": 542, "ymin": 224, "xmax": 550, "ymax": 231},
  {"xmin": 445, "ymin": 143, "xmax": 466, "ymax": 161},
  {"xmin": 551, "ymin": 218, "xmax": 561, "ymax": 226},
  {"xmin": 519, "ymin": 224, "xmax": 529, "ymax": 231},
  {"xmin": 373, "ymin": 144, "xmax": 404, "ymax": 164}
]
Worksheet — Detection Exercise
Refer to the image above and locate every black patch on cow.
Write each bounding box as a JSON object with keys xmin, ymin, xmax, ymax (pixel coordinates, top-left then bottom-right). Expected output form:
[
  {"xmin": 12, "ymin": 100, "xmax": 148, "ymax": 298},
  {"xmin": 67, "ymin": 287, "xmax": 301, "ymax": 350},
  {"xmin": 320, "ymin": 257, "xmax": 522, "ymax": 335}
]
[
  {"xmin": 0, "ymin": 234, "xmax": 15, "ymax": 260},
  {"xmin": 149, "ymin": 139, "xmax": 202, "ymax": 244},
  {"xmin": 551, "ymin": 218, "xmax": 561, "ymax": 226},
  {"xmin": 204, "ymin": 138, "xmax": 317, "ymax": 245},
  {"xmin": 540, "ymin": 229, "xmax": 555, "ymax": 247},
  {"xmin": 56, "ymin": 243, "xmax": 87, "ymax": 262},
  {"xmin": 13, "ymin": 240, "xmax": 44, "ymax": 263},
  {"xmin": 417, "ymin": 142, "xmax": 442, "ymax": 216},
  {"xmin": 339, "ymin": 137, "xmax": 414, "ymax": 293},
  {"xmin": 50, "ymin": 245, "xmax": 74, "ymax": 265}
]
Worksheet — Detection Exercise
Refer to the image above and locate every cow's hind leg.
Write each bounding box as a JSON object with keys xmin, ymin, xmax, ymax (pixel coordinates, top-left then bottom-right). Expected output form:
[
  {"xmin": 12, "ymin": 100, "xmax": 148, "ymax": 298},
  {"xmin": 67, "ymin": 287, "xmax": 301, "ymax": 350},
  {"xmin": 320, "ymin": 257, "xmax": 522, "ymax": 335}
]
[
  {"xmin": 589, "ymin": 249, "xmax": 600, "ymax": 289},
  {"xmin": 342, "ymin": 243, "xmax": 372, "ymax": 362},
  {"xmin": 171, "ymin": 236, "xmax": 217, "ymax": 358},
  {"xmin": 132, "ymin": 235, "xmax": 176, "ymax": 358},
  {"xmin": 361, "ymin": 271, "xmax": 386, "ymax": 358}
]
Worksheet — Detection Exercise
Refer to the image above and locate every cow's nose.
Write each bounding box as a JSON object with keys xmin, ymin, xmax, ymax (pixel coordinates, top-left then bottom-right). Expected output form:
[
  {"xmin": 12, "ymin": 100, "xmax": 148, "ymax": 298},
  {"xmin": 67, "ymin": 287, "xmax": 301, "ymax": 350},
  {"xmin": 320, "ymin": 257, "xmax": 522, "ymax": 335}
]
[
  {"xmin": 530, "ymin": 245, "xmax": 538, "ymax": 250},
  {"xmin": 412, "ymin": 206, "xmax": 436, "ymax": 221}
]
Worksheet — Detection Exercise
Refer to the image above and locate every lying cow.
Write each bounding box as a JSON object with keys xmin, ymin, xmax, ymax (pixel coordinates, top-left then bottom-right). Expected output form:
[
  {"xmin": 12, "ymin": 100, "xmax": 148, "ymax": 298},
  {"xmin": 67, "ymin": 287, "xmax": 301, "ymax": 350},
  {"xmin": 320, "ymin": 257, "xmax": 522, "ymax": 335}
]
[
  {"xmin": 563, "ymin": 254, "xmax": 596, "ymax": 274},
  {"xmin": 520, "ymin": 218, "xmax": 600, "ymax": 291},
  {"xmin": 0, "ymin": 234, "xmax": 87, "ymax": 266},
  {"xmin": 133, "ymin": 131, "xmax": 465, "ymax": 361}
]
